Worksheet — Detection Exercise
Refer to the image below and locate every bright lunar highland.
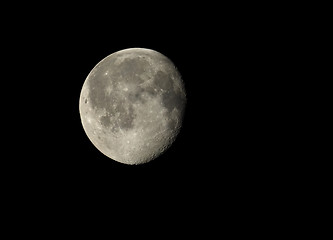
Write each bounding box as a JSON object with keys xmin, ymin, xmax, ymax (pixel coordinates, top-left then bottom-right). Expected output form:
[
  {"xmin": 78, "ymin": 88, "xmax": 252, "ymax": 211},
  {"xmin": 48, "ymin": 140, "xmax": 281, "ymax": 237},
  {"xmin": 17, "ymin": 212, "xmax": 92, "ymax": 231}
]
[{"xmin": 79, "ymin": 48, "xmax": 186, "ymax": 165}]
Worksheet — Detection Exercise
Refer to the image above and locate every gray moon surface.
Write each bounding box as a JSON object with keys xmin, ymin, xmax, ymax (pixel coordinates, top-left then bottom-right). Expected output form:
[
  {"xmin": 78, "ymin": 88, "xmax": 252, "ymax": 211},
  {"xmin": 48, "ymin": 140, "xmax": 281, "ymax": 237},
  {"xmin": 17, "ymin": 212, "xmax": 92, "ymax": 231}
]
[{"xmin": 79, "ymin": 48, "xmax": 186, "ymax": 165}]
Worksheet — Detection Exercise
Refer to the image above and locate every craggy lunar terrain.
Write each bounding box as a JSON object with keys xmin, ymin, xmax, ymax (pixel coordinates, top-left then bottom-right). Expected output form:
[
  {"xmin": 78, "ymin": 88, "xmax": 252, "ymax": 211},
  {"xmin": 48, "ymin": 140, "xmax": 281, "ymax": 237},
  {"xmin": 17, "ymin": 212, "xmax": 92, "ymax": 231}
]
[{"xmin": 79, "ymin": 48, "xmax": 186, "ymax": 165}]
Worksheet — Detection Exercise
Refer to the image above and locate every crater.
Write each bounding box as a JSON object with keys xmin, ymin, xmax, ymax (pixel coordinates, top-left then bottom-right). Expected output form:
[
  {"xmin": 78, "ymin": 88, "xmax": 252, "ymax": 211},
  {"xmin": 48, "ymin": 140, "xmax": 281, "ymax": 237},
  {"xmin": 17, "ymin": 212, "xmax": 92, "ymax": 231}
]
[
  {"xmin": 98, "ymin": 100, "xmax": 136, "ymax": 133},
  {"xmin": 88, "ymin": 75, "xmax": 111, "ymax": 111},
  {"xmin": 127, "ymin": 85, "xmax": 159, "ymax": 104},
  {"xmin": 162, "ymin": 90, "xmax": 185, "ymax": 113},
  {"xmin": 128, "ymin": 86, "xmax": 146, "ymax": 103},
  {"xmin": 167, "ymin": 118, "xmax": 177, "ymax": 130},
  {"xmin": 145, "ymin": 85, "xmax": 157, "ymax": 96},
  {"xmin": 100, "ymin": 114, "xmax": 111, "ymax": 127},
  {"xmin": 116, "ymin": 104, "xmax": 136, "ymax": 130},
  {"xmin": 152, "ymin": 70, "xmax": 186, "ymax": 113},
  {"xmin": 112, "ymin": 57, "xmax": 150, "ymax": 85},
  {"xmin": 154, "ymin": 71, "xmax": 174, "ymax": 91}
]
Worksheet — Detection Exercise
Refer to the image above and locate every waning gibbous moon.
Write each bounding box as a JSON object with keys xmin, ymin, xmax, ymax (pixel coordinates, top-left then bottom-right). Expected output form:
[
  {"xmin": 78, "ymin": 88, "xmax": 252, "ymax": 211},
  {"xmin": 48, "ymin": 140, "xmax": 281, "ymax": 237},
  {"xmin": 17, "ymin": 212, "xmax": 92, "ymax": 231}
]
[{"xmin": 79, "ymin": 48, "xmax": 186, "ymax": 165}]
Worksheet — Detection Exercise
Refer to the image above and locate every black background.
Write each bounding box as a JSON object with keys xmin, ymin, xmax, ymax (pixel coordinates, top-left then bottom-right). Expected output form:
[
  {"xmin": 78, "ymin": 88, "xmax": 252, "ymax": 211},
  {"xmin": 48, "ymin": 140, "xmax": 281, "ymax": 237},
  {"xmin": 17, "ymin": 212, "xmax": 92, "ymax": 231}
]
[{"xmin": 3, "ymin": 3, "xmax": 300, "ymax": 234}]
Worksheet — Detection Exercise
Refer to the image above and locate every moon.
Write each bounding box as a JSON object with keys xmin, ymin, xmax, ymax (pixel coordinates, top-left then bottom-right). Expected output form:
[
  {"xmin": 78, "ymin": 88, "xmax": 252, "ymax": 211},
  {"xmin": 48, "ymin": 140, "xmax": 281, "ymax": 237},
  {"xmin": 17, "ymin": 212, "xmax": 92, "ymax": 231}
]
[{"xmin": 79, "ymin": 48, "xmax": 186, "ymax": 165}]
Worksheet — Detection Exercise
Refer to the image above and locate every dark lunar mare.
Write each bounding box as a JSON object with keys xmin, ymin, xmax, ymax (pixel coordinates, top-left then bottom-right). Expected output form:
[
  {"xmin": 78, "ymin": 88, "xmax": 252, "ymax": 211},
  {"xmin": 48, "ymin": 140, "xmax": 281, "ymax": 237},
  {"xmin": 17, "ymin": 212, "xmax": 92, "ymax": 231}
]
[
  {"xmin": 153, "ymin": 70, "xmax": 186, "ymax": 117},
  {"xmin": 87, "ymin": 57, "xmax": 151, "ymax": 132},
  {"xmin": 87, "ymin": 53, "xmax": 185, "ymax": 133}
]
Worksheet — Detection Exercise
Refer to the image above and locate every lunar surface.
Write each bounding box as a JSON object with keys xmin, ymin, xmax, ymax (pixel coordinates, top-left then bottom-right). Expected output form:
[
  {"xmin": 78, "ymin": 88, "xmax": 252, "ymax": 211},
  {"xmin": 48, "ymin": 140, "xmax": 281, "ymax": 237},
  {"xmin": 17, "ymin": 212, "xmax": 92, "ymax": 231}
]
[{"xmin": 79, "ymin": 48, "xmax": 186, "ymax": 165}]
